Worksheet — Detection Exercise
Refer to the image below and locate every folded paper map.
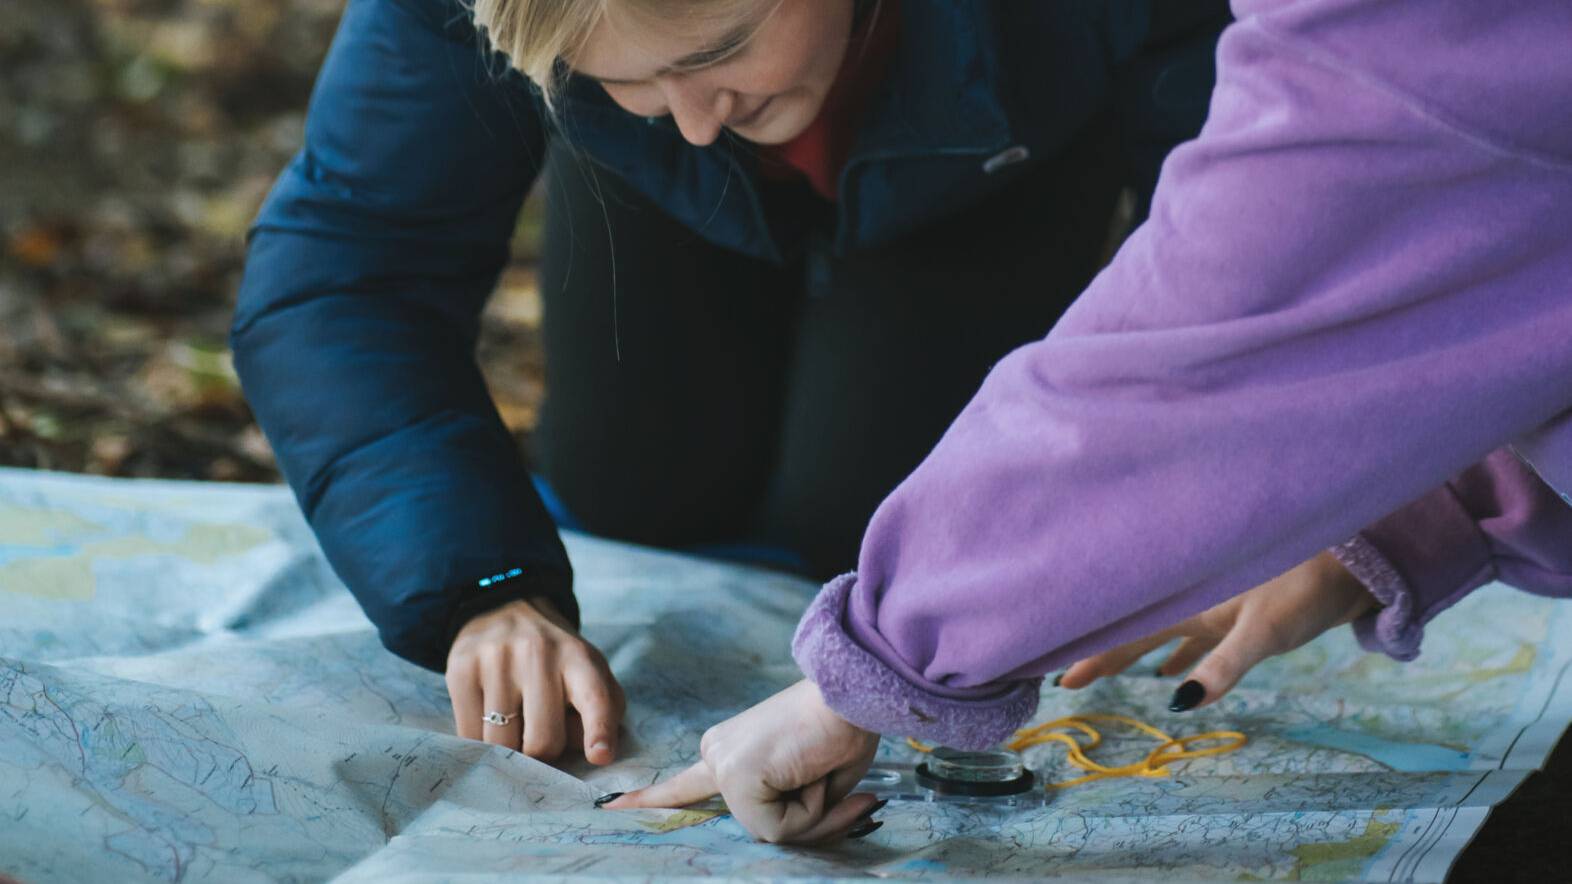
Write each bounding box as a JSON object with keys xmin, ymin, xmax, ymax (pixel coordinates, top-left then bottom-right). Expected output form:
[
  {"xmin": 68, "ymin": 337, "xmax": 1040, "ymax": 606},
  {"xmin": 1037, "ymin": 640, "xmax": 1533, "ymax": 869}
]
[{"xmin": 3, "ymin": 468, "xmax": 1569, "ymax": 881}]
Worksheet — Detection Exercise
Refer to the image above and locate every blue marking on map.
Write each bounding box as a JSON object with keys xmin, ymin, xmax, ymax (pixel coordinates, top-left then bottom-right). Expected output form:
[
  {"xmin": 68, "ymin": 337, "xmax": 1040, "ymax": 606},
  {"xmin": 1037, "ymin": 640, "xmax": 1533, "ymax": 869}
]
[
  {"xmin": 0, "ymin": 544, "xmax": 81, "ymax": 565},
  {"xmin": 1284, "ymin": 725, "xmax": 1473, "ymax": 772}
]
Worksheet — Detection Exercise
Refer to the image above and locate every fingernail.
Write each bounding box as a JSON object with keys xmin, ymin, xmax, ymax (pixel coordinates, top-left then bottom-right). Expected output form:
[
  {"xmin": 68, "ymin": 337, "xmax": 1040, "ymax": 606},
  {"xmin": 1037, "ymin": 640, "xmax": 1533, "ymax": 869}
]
[
  {"xmin": 1051, "ymin": 673, "xmax": 1063, "ymax": 687},
  {"xmin": 847, "ymin": 819, "xmax": 884, "ymax": 839},
  {"xmin": 857, "ymin": 798, "xmax": 889, "ymax": 820},
  {"xmin": 591, "ymin": 740, "xmax": 610, "ymax": 754},
  {"xmin": 593, "ymin": 791, "xmax": 624, "ymax": 808},
  {"xmin": 1168, "ymin": 680, "xmax": 1205, "ymax": 712}
]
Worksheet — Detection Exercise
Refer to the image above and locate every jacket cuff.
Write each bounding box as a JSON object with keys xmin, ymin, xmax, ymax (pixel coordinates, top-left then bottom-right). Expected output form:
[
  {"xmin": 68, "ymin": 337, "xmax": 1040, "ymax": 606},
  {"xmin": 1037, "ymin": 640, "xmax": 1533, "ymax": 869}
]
[
  {"xmin": 791, "ymin": 573, "xmax": 1040, "ymax": 751},
  {"xmin": 1332, "ymin": 483, "xmax": 1494, "ymax": 662},
  {"xmin": 444, "ymin": 567, "xmax": 576, "ymax": 666}
]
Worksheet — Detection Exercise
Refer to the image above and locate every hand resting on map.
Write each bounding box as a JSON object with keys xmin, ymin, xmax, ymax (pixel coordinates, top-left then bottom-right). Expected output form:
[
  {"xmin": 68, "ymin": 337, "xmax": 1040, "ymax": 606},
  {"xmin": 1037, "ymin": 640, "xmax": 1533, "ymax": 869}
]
[
  {"xmin": 446, "ymin": 596, "xmax": 626, "ymax": 764},
  {"xmin": 1058, "ymin": 551, "xmax": 1379, "ymax": 710}
]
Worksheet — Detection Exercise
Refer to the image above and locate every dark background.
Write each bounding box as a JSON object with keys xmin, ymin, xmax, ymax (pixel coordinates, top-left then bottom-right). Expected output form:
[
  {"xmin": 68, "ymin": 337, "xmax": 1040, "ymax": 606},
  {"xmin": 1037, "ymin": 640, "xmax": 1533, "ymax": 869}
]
[
  {"xmin": 0, "ymin": 1, "xmax": 1565, "ymax": 879},
  {"xmin": 0, "ymin": 0, "xmax": 548, "ymax": 483}
]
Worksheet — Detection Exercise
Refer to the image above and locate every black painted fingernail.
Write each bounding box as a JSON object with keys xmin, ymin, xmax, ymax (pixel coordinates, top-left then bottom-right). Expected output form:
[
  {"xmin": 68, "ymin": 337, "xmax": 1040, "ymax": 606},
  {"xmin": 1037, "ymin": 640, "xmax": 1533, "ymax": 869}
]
[
  {"xmin": 847, "ymin": 819, "xmax": 883, "ymax": 839},
  {"xmin": 1168, "ymin": 680, "xmax": 1205, "ymax": 712},
  {"xmin": 857, "ymin": 798, "xmax": 888, "ymax": 820},
  {"xmin": 1051, "ymin": 673, "xmax": 1063, "ymax": 687},
  {"xmin": 593, "ymin": 791, "xmax": 624, "ymax": 808}
]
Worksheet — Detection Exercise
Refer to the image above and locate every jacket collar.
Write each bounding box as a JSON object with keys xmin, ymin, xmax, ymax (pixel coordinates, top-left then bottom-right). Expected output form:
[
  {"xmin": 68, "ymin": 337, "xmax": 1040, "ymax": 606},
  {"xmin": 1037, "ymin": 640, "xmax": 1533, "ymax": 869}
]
[{"xmin": 849, "ymin": 0, "xmax": 1013, "ymax": 160}]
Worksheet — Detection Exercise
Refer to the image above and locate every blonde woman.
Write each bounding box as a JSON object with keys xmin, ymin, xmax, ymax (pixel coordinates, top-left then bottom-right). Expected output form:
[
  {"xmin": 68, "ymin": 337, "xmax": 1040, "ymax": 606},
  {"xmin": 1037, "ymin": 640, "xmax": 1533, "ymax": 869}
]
[{"xmin": 234, "ymin": 0, "xmax": 1572, "ymax": 844}]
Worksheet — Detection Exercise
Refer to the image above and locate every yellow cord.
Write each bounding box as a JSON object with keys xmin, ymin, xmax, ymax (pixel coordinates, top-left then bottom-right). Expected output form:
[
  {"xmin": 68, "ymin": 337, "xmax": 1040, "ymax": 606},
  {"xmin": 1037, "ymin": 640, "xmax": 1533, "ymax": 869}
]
[{"xmin": 907, "ymin": 713, "xmax": 1246, "ymax": 789}]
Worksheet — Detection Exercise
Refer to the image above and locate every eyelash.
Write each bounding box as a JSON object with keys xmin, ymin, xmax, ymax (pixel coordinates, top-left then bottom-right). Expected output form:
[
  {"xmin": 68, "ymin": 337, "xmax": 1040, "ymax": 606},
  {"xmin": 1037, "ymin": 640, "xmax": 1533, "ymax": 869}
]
[
  {"xmin": 677, "ymin": 36, "xmax": 750, "ymax": 73},
  {"xmin": 593, "ymin": 30, "xmax": 750, "ymax": 91}
]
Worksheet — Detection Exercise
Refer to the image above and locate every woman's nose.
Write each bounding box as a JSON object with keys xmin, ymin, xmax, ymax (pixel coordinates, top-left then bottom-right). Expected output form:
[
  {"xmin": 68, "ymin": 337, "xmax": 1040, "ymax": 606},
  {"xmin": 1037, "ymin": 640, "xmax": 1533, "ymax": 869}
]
[{"xmin": 661, "ymin": 77, "xmax": 735, "ymax": 147}]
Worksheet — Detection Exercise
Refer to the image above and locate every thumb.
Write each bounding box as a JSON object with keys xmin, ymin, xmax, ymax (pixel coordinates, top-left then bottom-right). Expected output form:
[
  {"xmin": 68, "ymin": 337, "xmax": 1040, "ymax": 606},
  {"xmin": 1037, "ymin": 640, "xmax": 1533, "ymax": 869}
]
[{"xmin": 1169, "ymin": 619, "xmax": 1278, "ymax": 712}]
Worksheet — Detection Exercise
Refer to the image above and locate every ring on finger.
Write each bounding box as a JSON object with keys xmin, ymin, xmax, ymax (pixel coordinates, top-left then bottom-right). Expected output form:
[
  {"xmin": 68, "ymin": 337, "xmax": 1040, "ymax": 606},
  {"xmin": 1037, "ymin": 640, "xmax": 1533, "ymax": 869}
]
[{"xmin": 482, "ymin": 710, "xmax": 518, "ymax": 726}]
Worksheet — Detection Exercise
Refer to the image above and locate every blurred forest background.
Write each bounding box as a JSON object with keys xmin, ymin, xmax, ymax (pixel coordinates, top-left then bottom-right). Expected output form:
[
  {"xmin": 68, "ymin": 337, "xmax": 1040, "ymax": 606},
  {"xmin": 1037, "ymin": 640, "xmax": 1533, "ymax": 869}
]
[{"xmin": 0, "ymin": 0, "xmax": 546, "ymax": 482}]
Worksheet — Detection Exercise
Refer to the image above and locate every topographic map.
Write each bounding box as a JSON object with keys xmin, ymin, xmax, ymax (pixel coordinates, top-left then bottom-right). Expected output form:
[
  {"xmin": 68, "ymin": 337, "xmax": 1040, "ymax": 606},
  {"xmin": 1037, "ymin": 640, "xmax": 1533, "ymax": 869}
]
[{"xmin": 3, "ymin": 467, "xmax": 1571, "ymax": 882}]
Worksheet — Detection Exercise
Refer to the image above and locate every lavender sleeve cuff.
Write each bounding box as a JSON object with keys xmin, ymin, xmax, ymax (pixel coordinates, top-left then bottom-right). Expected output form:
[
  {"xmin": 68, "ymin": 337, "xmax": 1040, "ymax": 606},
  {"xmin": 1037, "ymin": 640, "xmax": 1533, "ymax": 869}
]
[
  {"xmin": 1331, "ymin": 482, "xmax": 1496, "ymax": 662},
  {"xmin": 1332, "ymin": 535, "xmax": 1425, "ymax": 661},
  {"xmin": 791, "ymin": 574, "xmax": 1040, "ymax": 751}
]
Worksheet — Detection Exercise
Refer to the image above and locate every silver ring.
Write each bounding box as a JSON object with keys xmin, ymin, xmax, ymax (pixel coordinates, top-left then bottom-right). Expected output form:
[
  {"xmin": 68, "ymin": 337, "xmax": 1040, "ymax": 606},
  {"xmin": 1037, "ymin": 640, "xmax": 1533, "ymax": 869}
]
[{"xmin": 482, "ymin": 710, "xmax": 517, "ymax": 726}]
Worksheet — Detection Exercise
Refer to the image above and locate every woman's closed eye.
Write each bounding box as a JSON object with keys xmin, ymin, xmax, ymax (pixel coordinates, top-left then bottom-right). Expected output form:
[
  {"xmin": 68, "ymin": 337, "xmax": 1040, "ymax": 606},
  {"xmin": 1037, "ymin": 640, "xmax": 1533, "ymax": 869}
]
[
  {"xmin": 671, "ymin": 32, "xmax": 752, "ymax": 73},
  {"xmin": 585, "ymin": 33, "xmax": 749, "ymax": 91}
]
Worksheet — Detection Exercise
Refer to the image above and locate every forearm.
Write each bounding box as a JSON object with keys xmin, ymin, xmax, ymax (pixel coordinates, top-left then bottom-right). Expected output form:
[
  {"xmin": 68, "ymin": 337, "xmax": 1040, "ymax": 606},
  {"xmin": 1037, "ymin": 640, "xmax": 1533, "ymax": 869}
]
[
  {"xmin": 232, "ymin": 240, "xmax": 575, "ymax": 671},
  {"xmin": 232, "ymin": 0, "xmax": 566, "ymax": 670}
]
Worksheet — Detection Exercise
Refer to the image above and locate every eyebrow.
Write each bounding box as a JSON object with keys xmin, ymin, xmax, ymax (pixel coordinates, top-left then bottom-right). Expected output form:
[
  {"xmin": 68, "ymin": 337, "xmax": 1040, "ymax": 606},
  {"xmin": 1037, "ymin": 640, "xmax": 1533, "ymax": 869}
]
[{"xmin": 589, "ymin": 22, "xmax": 756, "ymax": 86}]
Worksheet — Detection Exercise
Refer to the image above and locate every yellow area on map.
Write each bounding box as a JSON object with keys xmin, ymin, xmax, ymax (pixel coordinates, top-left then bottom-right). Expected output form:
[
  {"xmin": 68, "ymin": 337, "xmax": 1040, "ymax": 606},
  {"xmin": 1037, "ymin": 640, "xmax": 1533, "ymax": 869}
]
[
  {"xmin": 89, "ymin": 523, "xmax": 274, "ymax": 564},
  {"xmin": 1463, "ymin": 643, "xmax": 1535, "ymax": 683},
  {"xmin": 637, "ymin": 809, "xmax": 726, "ymax": 833},
  {"xmin": 0, "ymin": 502, "xmax": 272, "ymax": 601},
  {"xmin": 0, "ymin": 504, "xmax": 99, "ymax": 547},
  {"xmin": 0, "ymin": 557, "xmax": 97, "ymax": 601},
  {"xmin": 1288, "ymin": 816, "xmax": 1401, "ymax": 880}
]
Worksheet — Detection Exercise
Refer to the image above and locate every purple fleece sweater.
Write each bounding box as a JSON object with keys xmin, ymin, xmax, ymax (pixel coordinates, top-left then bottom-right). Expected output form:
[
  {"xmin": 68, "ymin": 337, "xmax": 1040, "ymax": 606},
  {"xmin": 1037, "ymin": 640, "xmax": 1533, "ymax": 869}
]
[{"xmin": 792, "ymin": 0, "xmax": 1572, "ymax": 750}]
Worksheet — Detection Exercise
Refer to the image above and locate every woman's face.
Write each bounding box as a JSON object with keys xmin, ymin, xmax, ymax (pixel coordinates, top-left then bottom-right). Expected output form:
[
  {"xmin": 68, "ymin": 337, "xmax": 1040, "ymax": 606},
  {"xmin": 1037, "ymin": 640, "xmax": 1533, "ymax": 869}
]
[{"xmin": 569, "ymin": 0, "xmax": 856, "ymax": 146}]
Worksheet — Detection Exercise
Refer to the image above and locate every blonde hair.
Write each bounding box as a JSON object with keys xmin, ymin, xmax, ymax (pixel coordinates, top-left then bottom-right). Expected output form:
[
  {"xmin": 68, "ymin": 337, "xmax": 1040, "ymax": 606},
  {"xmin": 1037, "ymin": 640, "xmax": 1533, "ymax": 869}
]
[
  {"xmin": 471, "ymin": 0, "xmax": 775, "ymax": 108},
  {"xmin": 471, "ymin": 0, "xmax": 600, "ymax": 107}
]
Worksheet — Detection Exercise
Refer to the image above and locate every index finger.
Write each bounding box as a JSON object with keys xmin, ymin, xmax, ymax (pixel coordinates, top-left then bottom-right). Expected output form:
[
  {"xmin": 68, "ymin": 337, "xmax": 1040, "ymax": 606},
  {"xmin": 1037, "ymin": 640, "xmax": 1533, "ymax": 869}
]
[
  {"xmin": 1059, "ymin": 630, "xmax": 1176, "ymax": 690},
  {"xmin": 564, "ymin": 655, "xmax": 623, "ymax": 765},
  {"xmin": 603, "ymin": 760, "xmax": 717, "ymax": 809}
]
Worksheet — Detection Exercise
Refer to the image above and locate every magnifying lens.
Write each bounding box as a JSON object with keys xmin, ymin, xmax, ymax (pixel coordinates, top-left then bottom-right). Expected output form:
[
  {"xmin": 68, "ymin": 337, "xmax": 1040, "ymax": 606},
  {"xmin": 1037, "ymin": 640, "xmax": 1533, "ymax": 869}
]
[
  {"xmin": 858, "ymin": 746, "xmax": 1048, "ymax": 807},
  {"xmin": 916, "ymin": 747, "xmax": 1036, "ymax": 796}
]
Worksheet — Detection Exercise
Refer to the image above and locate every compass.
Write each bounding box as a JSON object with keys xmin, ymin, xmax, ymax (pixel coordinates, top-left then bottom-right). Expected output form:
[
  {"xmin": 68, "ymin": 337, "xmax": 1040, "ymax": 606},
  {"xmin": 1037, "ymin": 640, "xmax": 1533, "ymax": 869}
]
[{"xmin": 913, "ymin": 746, "xmax": 1036, "ymax": 797}]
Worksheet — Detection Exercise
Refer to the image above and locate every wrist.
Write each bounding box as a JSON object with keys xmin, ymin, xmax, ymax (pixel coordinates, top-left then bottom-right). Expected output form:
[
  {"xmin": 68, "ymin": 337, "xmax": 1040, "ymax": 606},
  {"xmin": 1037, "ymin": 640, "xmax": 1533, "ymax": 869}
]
[
  {"xmin": 455, "ymin": 595, "xmax": 572, "ymax": 639},
  {"xmin": 444, "ymin": 566, "xmax": 575, "ymax": 664},
  {"xmin": 1312, "ymin": 550, "xmax": 1381, "ymax": 624},
  {"xmin": 801, "ymin": 678, "xmax": 870, "ymax": 738},
  {"xmin": 524, "ymin": 594, "xmax": 574, "ymax": 631}
]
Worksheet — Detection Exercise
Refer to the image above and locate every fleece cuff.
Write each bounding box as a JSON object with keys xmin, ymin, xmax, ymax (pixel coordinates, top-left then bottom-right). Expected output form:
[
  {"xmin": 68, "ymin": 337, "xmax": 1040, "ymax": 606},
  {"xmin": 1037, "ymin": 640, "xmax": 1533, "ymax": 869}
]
[
  {"xmin": 1332, "ymin": 535, "xmax": 1426, "ymax": 662},
  {"xmin": 791, "ymin": 573, "xmax": 1040, "ymax": 751}
]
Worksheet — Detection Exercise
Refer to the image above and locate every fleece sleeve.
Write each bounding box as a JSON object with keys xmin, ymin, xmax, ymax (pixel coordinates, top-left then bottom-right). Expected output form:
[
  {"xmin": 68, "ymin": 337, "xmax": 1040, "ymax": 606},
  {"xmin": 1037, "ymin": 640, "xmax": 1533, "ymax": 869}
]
[{"xmin": 793, "ymin": 0, "xmax": 1572, "ymax": 748}]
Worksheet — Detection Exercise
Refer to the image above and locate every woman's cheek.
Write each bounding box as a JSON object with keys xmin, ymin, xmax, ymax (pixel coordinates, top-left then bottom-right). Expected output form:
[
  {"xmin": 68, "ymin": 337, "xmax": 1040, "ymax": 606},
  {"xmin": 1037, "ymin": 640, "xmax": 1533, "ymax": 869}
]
[{"xmin": 730, "ymin": 50, "xmax": 816, "ymax": 99}]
